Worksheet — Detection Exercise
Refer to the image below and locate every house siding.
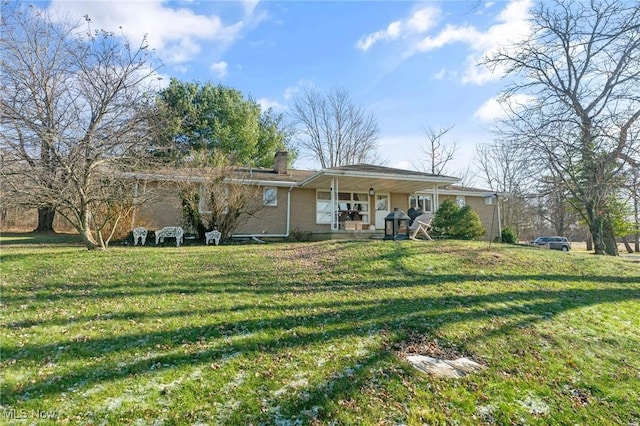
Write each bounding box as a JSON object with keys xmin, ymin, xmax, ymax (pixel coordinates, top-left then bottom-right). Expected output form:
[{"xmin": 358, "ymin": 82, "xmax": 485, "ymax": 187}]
[
  {"xmin": 437, "ymin": 194, "xmax": 499, "ymax": 241},
  {"xmin": 235, "ymin": 187, "xmax": 289, "ymax": 235},
  {"xmin": 135, "ymin": 183, "xmax": 183, "ymax": 229},
  {"xmin": 389, "ymin": 193, "xmax": 410, "ymax": 212},
  {"xmin": 290, "ymin": 188, "xmax": 330, "ymax": 232}
]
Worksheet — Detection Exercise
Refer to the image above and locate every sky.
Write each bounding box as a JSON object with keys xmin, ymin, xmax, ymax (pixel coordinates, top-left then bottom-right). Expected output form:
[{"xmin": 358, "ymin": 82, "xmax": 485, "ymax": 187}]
[{"xmin": 42, "ymin": 0, "xmax": 533, "ymax": 178}]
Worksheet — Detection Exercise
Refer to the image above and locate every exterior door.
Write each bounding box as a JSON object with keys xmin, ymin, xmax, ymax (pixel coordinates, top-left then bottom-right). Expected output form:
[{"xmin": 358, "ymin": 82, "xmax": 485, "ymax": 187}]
[{"xmin": 374, "ymin": 194, "xmax": 390, "ymax": 229}]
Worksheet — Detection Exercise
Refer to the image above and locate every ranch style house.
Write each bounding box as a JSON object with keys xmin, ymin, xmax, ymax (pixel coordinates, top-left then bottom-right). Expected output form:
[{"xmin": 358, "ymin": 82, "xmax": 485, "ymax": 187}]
[{"xmin": 128, "ymin": 151, "xmax": 502, "ymax": 242}]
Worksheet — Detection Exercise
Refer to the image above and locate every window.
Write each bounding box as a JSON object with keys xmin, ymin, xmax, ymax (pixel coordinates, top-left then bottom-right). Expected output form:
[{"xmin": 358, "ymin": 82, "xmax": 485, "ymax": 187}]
[
  {"xmin": 409, "ymin": 194, "xmax": 432, "ymax": 213},
  {"xmin": 263, "ymin": 187, "xmax": 277, "ymax": 206},
  {"xmin": 456, "ymin": 196, "xmax": 466, "ymax": 207},
  {"xmin": 316, "ymin": 191, "xmax": 333, "ymax": 224},
  {"xmin": 316, "ymin": 191, "xmax": 370, "ymax": 224}
]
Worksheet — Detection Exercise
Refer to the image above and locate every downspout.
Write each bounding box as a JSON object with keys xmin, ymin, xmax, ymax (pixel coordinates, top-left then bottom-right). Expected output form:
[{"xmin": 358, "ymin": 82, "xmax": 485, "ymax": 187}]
[
  {"xmin": 496, "ymin": 193, "xmax": 502, "ymax": 242},
  {"xmin": 232, "ymin": 186, "xmax": 293, "ymax": 240}
]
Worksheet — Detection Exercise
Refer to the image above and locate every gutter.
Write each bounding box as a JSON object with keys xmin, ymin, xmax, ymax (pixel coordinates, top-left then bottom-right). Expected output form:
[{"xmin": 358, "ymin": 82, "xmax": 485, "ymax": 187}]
[
  {"xmin": 231, "ymin": 186, "xmax": 293, "ymax": 240},
  {"xmin": 122, "ymin": 172, "xmax": 298, "ymax": 188},
  {"xmin": 298, "ymin": 169, "xmax": 460, "ymax": 187}
]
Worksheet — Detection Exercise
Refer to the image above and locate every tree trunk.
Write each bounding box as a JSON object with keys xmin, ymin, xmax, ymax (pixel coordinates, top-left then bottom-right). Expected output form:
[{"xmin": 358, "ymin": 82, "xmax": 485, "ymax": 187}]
[
  {"xmin": 634, "ymin": 192, "xmax": 639, "ymax": 252},
  {"xmin": 622, "ymin": 236, "xmax": 634, "ymax": 254},
  {"xmin": 586, "ymin": 207, "xmax": 606, "ymax": 255},
  {"xmin": 78, "ymin": 228, "xmax": 99, "ymax": 250},
  {"xmin": 78, "ymin": 208, "xmax": 99, "ymax": 250},
  {"xmin": 586, "ymin": 235, "xmax": 593, "ymax": 251},
  {"xmin": 34, "ymin": 206, "xmax": 56, "ymax": 232},
  {"xmin": 602, "ymin": 221, "xmax": 619, "ymax": 256}
]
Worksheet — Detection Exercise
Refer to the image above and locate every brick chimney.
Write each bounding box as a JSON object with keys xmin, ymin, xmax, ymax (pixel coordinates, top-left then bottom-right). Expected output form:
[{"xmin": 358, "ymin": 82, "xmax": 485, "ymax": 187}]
[{"xmin": 274, "ymin": 150, "xmax": 288, "ymax": 174}]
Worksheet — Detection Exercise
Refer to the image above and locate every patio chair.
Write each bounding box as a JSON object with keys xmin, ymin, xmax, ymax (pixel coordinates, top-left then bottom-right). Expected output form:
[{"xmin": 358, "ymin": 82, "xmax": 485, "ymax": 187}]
[
  {"xmin": 409, "ymin": 214, "xmax": 433, "ymax": 241},
  {"xmin": 133, "ymin": 227, "xmax": 148, "ymax": 246},
  {"xmin": 205, "ymin": 229, "xmax": 221, "ymax": 246}
]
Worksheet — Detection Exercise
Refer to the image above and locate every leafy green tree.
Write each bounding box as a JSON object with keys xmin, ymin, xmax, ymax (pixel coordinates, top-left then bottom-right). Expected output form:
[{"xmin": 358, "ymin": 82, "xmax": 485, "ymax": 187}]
[
  {"xmin": 431, "ymin": 200, "xmax": 485, "ymax": 240},
  {"xmin": 605, "ymin": 196, "xmax": 636, "ymax": 255},
  {"xmin": 154, "ymin": 78, "xmax": 291, "ymax": 167}
]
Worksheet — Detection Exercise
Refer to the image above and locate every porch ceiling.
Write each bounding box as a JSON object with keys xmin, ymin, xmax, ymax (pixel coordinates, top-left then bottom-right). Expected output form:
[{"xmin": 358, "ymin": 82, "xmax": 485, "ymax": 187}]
[{"xmin": 299, "ymin": 172, "xmax": 459, "ymax": 194}]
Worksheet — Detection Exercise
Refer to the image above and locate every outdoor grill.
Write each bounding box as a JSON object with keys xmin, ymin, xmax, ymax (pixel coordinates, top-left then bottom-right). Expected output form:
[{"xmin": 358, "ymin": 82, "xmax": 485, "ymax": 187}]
[{"xmin": 383, "ymin": 208, "xmax": 410, "ymax": 240}]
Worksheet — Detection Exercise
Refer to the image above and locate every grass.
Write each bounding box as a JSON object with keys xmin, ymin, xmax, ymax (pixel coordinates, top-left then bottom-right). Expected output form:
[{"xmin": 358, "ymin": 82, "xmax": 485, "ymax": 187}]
[{"xmin": 1, "ymin": 234, "xmax": 639, "ymax": 425}]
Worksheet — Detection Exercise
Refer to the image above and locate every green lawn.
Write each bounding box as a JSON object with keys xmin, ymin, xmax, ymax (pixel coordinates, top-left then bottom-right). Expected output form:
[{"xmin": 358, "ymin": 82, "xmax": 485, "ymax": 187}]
[{"xmin": 1, "ymin": 236, "xmax": 639, "ymax": 425}]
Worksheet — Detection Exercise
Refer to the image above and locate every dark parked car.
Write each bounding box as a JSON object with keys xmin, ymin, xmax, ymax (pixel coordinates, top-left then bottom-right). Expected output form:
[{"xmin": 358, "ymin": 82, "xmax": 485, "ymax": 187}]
[{"xmin": 530, "ymin": 236, "xmax": 571, "ymax": 251}]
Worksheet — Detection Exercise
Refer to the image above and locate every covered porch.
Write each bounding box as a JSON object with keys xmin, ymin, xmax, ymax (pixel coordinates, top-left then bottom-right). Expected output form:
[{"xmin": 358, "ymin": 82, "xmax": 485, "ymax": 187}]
[{"xmin": 298, "ymin": 164, "xmax": 459, "ymax": 233}]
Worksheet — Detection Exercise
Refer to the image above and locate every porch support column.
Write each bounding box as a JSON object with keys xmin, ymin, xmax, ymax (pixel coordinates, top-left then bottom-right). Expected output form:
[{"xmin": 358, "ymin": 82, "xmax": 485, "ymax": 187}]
[{"xmin": 331, "ymin": 178, "xmax": 339, "ymax": 231}]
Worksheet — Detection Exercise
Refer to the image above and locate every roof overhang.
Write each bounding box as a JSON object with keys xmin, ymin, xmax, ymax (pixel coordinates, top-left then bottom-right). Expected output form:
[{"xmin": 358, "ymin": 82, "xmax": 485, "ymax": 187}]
[
  {"xmin": 122, "ymin": 172, "xmax": 298, "ymax": 188},
  {"xmin": 298, "ymin": 169, "xmax": 459, "ymax": 194}
]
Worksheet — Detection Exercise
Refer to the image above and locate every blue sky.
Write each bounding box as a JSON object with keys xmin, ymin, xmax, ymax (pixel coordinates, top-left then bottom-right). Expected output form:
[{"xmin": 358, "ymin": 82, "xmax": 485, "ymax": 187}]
[{"xmin": 43, "ymin": 0, "xmax": 533, "ymax": 177}]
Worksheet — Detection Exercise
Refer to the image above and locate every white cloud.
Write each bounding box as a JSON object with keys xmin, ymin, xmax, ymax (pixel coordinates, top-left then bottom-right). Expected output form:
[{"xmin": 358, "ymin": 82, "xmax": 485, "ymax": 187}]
[
  {"xmin": 47, "ymin": 0, "xmax": 247, "ymax": 65},
  {"xmin": 474, "ymin": 94, "xmax": 535, "ymax": 122},
  {"xmin": 415, "ymin": 24, "xmax": 479, "ymax": 52},
  {"xmin": 391, "ymin": 160, "xmax": 416, "ymax": 171},
  {"xmin": 413, "ymin": 0, "xmax": 533, "ymax": 85},
  {"xmin": 356, "ymin": 6, "xmax": 439, "ymax": 52},
  {"xmin": 173, "ymin": 65, "xmax": 190, "ymax": 74},
  {"xmin": 462, "ymin": 0, "xmax": 533, "ymax": 84},
  {"xmin": 257, "ymin": 97, "xmax": 287, "ymax": 112},
  {"xmin": 241, "ymin": 0, "xmax": 261, "ymax": 16},
  {"xmin": 433, "ymin": 68, "xmax": 447, "ymax": 80},
  {"xmin": 210, "ymin": 61, "xmax": 228, "ymax": 79},
  {"xmin": 359, "ymin": 0, "xmax": 532, "ymax": 85},
  {"xmin": 357, "ymin": 20, "xmax": 402, "ymax": 52},
  {"xmin": 407, "ymin": 8, "xmax": 437, "ymax": 33},
  {"xmin": 282, "ymin": 79, "xmax": 315, "ymax": 100},
  {"xmin": 474, "ymin": 96, "xmax": 505, "ymax": 122}
]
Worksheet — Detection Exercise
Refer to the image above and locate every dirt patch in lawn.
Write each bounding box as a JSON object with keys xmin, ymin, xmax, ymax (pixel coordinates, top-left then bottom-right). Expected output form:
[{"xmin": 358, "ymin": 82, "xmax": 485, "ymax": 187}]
[{"xmin": 391, "ymin": 332, "xmax": 486, "ymax": 379}]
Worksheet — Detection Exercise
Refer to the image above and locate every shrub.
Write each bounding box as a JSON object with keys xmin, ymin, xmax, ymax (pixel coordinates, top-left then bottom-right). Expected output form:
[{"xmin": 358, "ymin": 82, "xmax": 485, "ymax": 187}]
[
  {"xmin": 431, "ymin": 200, "xmax": 485, "ymax": 240},
  {"xmin": 289, "ymin": 227, "xmax": 311, "ymax": 242},
  {"xmin": 500, "ymin": 227, "xmax": 518, "ymax": 244}
]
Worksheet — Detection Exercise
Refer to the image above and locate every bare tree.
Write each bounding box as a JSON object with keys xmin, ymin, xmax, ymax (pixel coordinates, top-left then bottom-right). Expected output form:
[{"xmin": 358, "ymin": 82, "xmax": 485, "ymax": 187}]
[
  {"xmin": 414, "ymin": 125, "xmax": 457, "ymax": 175},
  {"xmin": 290, "ymin": 87, "xmax": 380, "ymax": 168},
  {"xmin": 0, "ymin": 4, "xmax": 160, "ymax": 249},
  {"xmin": 484, "ymin": 0, "xmax": 640, "ymax": 255},
  {"xmin": 176, "ymin": 158, "xmax": 268, "ymax": 242},
  {"xmin": 535, "ymin": 174, "xmax": 582, "ymax": 238},
  {"xmin": 475, "ymin": 139, "xmax": 533, "ymax": 237}
]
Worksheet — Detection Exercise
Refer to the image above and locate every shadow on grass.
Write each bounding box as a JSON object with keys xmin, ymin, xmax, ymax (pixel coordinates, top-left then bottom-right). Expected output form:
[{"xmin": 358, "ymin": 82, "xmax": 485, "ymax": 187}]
[
  {"xmin": 0, "ymin": 231, "xmax": 84, "ymax": 246},
  {"xmin": 2, "ymin": 283, "xmax": 638, "ymax": 407},
  {"xmin": 2, "ymin": 240, "xmax": 639, "ymax": 422},
  {"xmin": 2, "ymin": 268, "xmax": 638, "ymax": 307}
]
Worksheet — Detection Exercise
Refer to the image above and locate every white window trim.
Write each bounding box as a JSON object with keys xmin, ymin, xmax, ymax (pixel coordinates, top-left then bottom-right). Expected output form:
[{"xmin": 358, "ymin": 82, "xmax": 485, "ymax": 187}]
[
  {"xmin": 316, "ymin": 190, "xmax": 371, "ymax": 225},
  {"xmin": 409, "ymin": 194, "xmax": 433, "ymax": 213},
  {"xmin": 263, "ymin": 187, "xmax": 278, "ymax": 206}
]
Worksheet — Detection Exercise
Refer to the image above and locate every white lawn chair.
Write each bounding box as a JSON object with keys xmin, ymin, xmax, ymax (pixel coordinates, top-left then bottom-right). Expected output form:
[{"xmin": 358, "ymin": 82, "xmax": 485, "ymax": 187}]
[
  {"xmin": 409, "ymin": 214, "xmax": 433, "ymax": 241},
  {"xmin": 205, "ymin": 230, "xmax": 221, "ymax": 246},
  {"xmin": 133, "ymin": 227, "xmax": 148, "ymax": 246}
]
